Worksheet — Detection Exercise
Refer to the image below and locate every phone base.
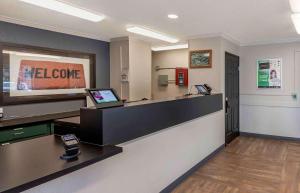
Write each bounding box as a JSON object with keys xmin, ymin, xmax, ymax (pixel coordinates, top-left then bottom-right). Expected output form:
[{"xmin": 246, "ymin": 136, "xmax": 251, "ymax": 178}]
[{"xmin": 60, "ymin": 151, "xmax": 81, "ymax": 160}]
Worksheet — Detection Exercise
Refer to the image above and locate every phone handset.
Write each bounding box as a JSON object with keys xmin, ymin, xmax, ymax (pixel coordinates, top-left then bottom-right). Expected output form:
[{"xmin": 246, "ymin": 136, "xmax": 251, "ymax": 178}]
[{"xmin": 203, "ymin": 84, "xmax": 212, "ymax": 94}]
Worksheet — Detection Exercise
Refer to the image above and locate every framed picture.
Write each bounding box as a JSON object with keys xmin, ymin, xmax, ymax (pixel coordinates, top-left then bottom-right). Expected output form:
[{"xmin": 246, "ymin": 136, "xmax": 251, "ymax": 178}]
[
  {"xmin": 189, "ymin": 49, "xmax": 212, "ymax": 68},
  {"xmin": 257, "ymin": 58, "xmax": 282, "ymax": 88},
  {"xmin": 0, "ymin": 42, "xmax": 96, "ymax": 105}
]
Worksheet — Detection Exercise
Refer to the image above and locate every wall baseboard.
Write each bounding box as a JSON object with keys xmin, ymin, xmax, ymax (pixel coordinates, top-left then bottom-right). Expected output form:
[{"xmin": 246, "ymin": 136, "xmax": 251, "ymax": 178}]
[
  {"xmin": 160, "ymin": 144, "xmax": 225, "ymax": 193},
  {"xmin": 240, "ymin": 132, "xmax": 300, "ymax": 141}
]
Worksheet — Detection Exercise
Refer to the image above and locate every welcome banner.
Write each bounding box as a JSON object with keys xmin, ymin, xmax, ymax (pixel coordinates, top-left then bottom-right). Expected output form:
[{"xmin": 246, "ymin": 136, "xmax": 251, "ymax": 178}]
[{"xmin": 17, "ymin": 60, "xmax": 86, "ymax": 90}]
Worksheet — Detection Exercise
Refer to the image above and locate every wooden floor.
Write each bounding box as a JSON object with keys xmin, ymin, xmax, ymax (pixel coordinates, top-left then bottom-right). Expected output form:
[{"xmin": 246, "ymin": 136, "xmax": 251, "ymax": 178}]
[{"xmin": 172, "ymin": 136, "xmax": 300, "ymax": 193}]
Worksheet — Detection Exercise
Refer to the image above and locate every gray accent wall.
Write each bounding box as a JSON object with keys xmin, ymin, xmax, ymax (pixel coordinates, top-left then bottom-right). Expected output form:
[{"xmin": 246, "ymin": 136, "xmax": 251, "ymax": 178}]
[{"xmin": 0, "ymin": 21, "xmax": 110, "ymax": 117}]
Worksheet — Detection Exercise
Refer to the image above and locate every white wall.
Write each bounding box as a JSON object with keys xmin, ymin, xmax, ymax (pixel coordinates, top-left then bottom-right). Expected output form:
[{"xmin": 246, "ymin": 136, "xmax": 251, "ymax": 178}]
[
  {"xmin": 240, "ymin": 42, "xmax": 300, "ymax": 137},
  {"xmin": 129, "ymin": 38, "xmax": 152, "ymax": 101},
  {"xmin": 110, "ymin": 37, "xmax": 130, "ymax": 99},
  {"xmin": 109, "ymin": 38, "xmax": 129, "ymax": 98},
  {"xmin": 23, "ymin": 111, "xmax": 224, "ymax": 193},
  {"xmin": 110, "ymin": 37, "xmax": 152, "ymax": 101},
  {"xmin": 187, "ymin": 36, "xmax": 239, "ymax": 140},
  {"xmin": 152, "ymin": 49, "xmax": 188, "ymax": 99},
  {"xmin": 188, "ymin": 36, "xmax": 240, "ymax": 92},
  {"xmin": 188, "ymin": 38, "xmax": 300, "ymax": 138},
  {"xmin": 188, "ymin": 37, "xmax": 222, "ymax": 93}
]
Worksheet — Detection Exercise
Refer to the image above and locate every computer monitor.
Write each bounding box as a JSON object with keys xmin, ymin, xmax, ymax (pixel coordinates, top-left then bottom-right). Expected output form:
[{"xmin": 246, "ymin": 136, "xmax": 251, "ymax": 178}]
[
  {"xmin": 195, "ymin": 85, "xmax": 210, "ymax": 95},
  {"xmin": 86, "ymin": 88, "xmax": 124, "ymax": 109}
]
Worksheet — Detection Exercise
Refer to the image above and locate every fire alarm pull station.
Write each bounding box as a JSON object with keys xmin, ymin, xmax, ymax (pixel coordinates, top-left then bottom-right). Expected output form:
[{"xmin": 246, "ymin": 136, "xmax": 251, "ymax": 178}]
[{"xmin": 175, "ymin": 68, "xmax": 188, "ymax": 86}]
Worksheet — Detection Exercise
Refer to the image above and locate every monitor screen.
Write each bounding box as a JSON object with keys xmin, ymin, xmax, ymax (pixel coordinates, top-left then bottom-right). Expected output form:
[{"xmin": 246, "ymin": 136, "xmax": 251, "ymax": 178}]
[
  {"xmin": 89, "ymin": 90, "xmax": 118, "ymax": 104},
  {"xmin": 195, "ymin": 85, "xmax": 208, "ymax": 94}
]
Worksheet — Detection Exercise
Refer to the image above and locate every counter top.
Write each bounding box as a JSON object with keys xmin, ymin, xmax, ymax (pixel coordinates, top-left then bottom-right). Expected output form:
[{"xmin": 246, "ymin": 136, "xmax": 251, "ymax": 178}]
[
  {"xmin": 0, "ymin": 111, "xmax": 80, "ymax": 129},
  {"xmin": 0, "ymin": 135, "xmax": 122, "ymax": 193},
  {"xmin": 54, "ymin": 116, "xmax": 80, "ymax": 126},
  {"xmin": 85, "ymin": 93, "xmax": 220, "ymax": 109},
  {"xmin": 124, "ymin": 93, "xmax": 210, "ymax": 107}
]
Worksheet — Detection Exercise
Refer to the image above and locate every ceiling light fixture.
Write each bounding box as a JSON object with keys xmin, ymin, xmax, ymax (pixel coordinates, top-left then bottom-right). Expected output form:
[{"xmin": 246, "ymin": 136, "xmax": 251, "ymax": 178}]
[
  {"xmin": 168, "ymin": 14, "xmax": 178, "ymax": 19},
  {"xmin": 291, "ymin": 14, "xmax": 300, "ymax": 34},
  {"xmin": 152, "ymin": 44, "xmax": 188, "ymax": 51},
  {"xmin": 126, "ymin": 26, "xmax": 179, "ymax": 43},
  {"xmin": 3, "ymin": 51, "xmax": 62, "ymax": 59},
  {"xmin": 19, "ymin": 0, "xmax": 105, "ymax": 22},
  {"xmin": 290, "ymin": 0, "xmax": 300, "ymax": 12},
  {"xmin": 289, "ymin": 0, "xmax": 300, "ymax": 34}
]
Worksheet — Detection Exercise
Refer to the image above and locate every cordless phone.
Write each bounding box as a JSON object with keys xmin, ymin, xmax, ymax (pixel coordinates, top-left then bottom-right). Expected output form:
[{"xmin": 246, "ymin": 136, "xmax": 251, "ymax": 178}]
[{"xmin": 60, "ymin": 134, "xmax": 80, "ymax": 160}]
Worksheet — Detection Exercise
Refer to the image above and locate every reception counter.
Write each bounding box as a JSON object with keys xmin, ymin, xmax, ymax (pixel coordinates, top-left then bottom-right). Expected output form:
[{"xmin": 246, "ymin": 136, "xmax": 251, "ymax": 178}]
[
  {"xmin": 40, "ymin": 93, "xmax": 224, "ymax": 193},
  {"xmin": 80, "ymin": 94, "xmax": 223, "ymax": 145},
  {"xmin": 1, "ymin": 94, "xmax": 224, "ymax": 193}
]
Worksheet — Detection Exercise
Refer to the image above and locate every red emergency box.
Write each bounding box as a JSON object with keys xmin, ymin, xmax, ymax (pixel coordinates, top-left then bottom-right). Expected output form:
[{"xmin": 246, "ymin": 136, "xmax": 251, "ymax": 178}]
[{"xmin": 175, "ymin": 68, "xmax": 188, "ymax": 86}]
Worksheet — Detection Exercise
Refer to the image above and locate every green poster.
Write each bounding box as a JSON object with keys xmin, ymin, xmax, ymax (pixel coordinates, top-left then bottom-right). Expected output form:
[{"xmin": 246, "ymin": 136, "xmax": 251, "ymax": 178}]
[{"xmin": 257, "ymin": 58, "xmax": 282, "ymax": 88}]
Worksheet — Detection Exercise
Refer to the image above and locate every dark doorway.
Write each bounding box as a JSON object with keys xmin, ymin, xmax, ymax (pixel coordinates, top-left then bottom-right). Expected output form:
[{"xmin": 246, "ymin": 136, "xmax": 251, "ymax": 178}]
[{"xmin": 225, "ymin": 52, "xmax": 240, "ymax": 144}]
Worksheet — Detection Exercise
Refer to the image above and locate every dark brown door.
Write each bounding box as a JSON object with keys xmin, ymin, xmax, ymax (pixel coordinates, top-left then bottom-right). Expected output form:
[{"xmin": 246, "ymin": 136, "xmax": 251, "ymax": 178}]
[{"xmin": 225, "ymin": 52, "xmax": 240, "ymax": 144}]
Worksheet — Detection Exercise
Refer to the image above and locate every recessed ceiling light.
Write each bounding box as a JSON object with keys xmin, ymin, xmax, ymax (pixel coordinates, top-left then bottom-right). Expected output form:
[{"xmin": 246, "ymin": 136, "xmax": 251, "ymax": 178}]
[
  {"xmin": 126, "ymin": 26, "xmax": 179, "ymax": 43},
  {"xmin": 168, "ymin": 14, "xmax": 178, "ymax": 19},
  {"xmin": 19, "ymin": 0, "xmax": 105, "ymax": 22},
  {"xmin": 152, "ymin": 44, "xmax": 188, "ymax": 51},
  {"xmin": 291, "ymin": 14, "xmax": 300, "ymax": 34}
]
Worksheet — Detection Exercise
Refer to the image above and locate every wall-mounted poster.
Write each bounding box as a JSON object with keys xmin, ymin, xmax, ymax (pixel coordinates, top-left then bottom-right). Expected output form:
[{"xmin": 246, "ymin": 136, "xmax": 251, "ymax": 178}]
[
  {"xmin": 257, "ymin": 58, "xmax": 282, "ymax": 88},
  {"xmin": 1, "ymin": 42, "xmax": 95, "ymax": 105}
]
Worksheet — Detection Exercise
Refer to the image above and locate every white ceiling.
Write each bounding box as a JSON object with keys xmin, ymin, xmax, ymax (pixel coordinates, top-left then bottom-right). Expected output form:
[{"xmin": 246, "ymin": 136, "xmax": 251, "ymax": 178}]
[{"xmin": 0, "ymin": 0, "xmax": 297, "ymax": 46}]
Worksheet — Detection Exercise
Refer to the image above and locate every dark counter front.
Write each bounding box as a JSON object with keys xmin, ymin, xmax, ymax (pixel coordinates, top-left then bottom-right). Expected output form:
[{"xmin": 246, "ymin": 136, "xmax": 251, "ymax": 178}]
[
  {"xmin": 0, "ymin": 135, "xmax": 122, "ymax": 193},
  {"xmin": 54, "ymin": 116, "xmax": 80, "ymax": 136},
  {"xmin": 80, "ymin": 94, "xmax": 223, "ymax": 145},
  {"xmin": 0, "ymin": 111, "xmax": 80, "ymax": 145}
]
